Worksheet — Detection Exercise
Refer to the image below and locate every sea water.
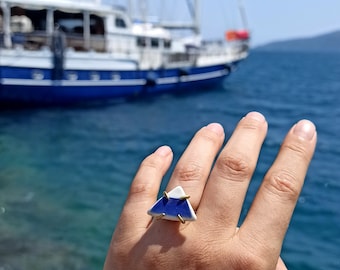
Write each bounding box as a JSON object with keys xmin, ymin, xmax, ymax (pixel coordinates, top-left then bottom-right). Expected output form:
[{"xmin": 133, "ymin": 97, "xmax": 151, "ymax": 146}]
[{"xmin": 0, "ymin": 51, "xmax": 339, "ymax": 269}]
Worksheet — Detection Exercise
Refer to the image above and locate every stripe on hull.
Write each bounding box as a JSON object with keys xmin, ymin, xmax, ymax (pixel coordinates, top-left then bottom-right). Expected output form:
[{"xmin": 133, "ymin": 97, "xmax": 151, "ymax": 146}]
[{"xmin": 0, "ymin": 63, "xmax": 236, "ymax": 105}]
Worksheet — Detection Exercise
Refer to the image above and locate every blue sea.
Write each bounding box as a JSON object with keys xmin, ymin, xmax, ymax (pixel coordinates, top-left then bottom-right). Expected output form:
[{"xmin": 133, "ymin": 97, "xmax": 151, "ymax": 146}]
[{"xmin": 0, "ymin": 51, "xmax": 339, "ymax": 269}]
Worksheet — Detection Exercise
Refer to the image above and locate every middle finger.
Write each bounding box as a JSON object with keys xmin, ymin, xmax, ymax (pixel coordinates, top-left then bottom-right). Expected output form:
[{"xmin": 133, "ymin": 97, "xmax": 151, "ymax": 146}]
[{"xmin": 198, "ymin": 112, "xmax": 268, "ymax": 233}]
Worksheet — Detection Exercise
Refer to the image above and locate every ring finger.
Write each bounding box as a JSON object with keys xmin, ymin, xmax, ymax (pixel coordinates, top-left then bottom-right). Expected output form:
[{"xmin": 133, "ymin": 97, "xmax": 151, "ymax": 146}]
[{"xmin": 166, "ymin": 123, "xmax": 225, "ymax": 209}]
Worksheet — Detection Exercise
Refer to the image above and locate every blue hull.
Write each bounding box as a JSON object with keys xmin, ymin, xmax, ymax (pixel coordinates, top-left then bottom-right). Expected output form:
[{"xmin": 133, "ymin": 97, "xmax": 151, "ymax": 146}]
[{"xmin": 0, "ymin": 63, "xmax": 237, "ymax": 106}]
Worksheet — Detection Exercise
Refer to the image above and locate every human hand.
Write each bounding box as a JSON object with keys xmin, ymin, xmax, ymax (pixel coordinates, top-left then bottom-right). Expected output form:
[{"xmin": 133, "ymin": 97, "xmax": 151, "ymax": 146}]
[{"xmin": 104, "ymin": 112, "xmax": 317, "ymax": 270}]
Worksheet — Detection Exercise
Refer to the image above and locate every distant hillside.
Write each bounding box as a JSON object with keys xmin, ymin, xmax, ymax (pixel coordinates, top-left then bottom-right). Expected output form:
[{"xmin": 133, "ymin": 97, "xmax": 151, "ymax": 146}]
[{"xmin": 254, "ymin": 30, "xmax": 340, "ymax": 52}]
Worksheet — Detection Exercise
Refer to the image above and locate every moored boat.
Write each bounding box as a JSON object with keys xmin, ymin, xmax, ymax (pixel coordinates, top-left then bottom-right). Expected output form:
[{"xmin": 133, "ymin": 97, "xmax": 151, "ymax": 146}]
[{"xmin": 0, "ymin": 0, "xmax": 249, "ymax": 106}]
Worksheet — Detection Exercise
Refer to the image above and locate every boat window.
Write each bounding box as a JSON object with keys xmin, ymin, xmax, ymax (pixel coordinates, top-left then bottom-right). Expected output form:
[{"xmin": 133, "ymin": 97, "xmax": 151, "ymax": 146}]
[
  {"xmin": 90, "ymin": 15, "xmax": 104, "ymax": 35},
  {"xmin": 25, "ymin": 9, "xmax": 47, "ymax": 31},
  {"xmin": 164, "ymin": 39, "xmax": 171, "ymax": 49},
  {"xmin": 151, "ymin": 38, "xmax": 159, "ymax": 48},
  {"xmin": 0, "ymin": 7, "xmax": 4, "ymax": 48},
  {"xmin": 3, "ymin": 7, "xmax": 49, "ymax": 49},
  {"xmin": 115, "ymin": 17, "xmax": 126, "ymax": 28},
  {"xmin": 0, "ymin": 8, "xmax": 3, "ymax": 33},
  {"xmin": 10, "ymin": 7, "xmax": 47, "ymax": 32},
  {"xmin": 137, "ymin": 37, "xmax": 147, "ymax": 47},
  {"xmin": 54, "ymin": 11, "xmax": 83, "ymax": 34},
  {"xmin": 10, "ymin": 7, "xmax": 34, "ymax": 33}
]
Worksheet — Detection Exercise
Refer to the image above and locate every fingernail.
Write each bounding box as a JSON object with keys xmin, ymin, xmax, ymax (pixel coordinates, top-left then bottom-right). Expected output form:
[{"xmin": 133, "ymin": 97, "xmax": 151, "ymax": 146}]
[
  {"xmin": 245, "ymin": 111, "xmax": 266, "ymax": 122},
  {"xmin": 154, "ymin": 145, "xmax": 172, "ymax": 157},
  {"xmin": 293, "ymin": 120, "xmax": 316, "ymax": 141},
  {"xmin": 206, "ymin": 123, "xmax": 224, "ymax": 136}
]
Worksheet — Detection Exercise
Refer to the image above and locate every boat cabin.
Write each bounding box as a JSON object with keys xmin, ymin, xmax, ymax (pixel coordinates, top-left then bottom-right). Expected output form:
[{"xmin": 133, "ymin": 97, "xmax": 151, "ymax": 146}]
[
  {"xmin": 0, "ymin": 1, "xmax": 116, "ymax": 52},
  {"xmin": 0, "ymin": 0, "xmax": 175, "ymax": 55}
]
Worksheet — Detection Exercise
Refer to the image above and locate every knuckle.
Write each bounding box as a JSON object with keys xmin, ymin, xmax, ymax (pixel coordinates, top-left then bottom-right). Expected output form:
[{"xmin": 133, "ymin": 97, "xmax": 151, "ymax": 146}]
[
  {"xmin": 235, "ymin": 252, "xmax": 271, "ymax": 270},
  {"xmin": 173, "ymin": 162, "xmax": 204, "ymax": 183},
  {"xmin": 265, "ymin": 170, "xmax": 300, "ymax": 201},
  {"xmin": 241, "ymin": 120, "xmax": 264, "ymax": 132},
  {"xmin": 129, "ymin": 182, "xmax": 152, "ymax": 196},
  {"xmin": 137, "ymin": 154, "xmax": 165, "ymax": 177},
  {"xmin": 282, "ymin": 141, "xmax": 311, "ymax": 163},
  {"xmin": 230, "ymin": 240, "xmax": 275, "ymax": 270},
  {"xmin": 143, "ymin": 253, "xmax": 166, "ymax": 269},
  {"xmin": 199, "ymin": 129, "xmax": 221, "ymax": 145},
  {"xmin": 109, "ymin": 237, "xmax": 134, "ymax": 267},
  {"xmin": 140, "ymin": 155, "xmax": 161, "ymax": 170},
  {"xmin": 130, "ymin": 156, "xmax": 163, "ymax": 196},
  {"xmin": 216, "ymin": 153, "xmax": 252, "ymax": 181},
  {"xmin": 185, "ymin": 238, "xmax": 216, "ymax": 269}
]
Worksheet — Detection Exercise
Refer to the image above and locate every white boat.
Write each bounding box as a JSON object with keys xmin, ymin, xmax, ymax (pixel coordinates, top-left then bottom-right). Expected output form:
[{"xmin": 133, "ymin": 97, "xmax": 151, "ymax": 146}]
[{"xmin": 0, "ymin": 0, "xmax": 249, "ymax": 106}]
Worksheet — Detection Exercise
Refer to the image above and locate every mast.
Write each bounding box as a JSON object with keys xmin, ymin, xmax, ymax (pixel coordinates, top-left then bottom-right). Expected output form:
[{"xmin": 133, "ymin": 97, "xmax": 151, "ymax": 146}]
[
  {"xmin": 140, "ymin": 0, "xmax": 147, "ymax": 23},
  {"xmin": 185, "ymin": 0, "xmax": 199, "ymax": 34},
  {"xmin": 128, "ymin": 0, "xmax": 133, "ymax": 20},
  {"xmin": 193, "ymin": 0, "xmax": 200, "ymax": 35},
  {"xmin": 238, "ymin": 0, "xmax": 248, "ymax": 29},
  {"xmin": 128, "ymin": 0, "xmax": 147, "ymax": 23},
  {"xmin": 158, "ymin": 0, "xmax": 200, "ymax": 34}
]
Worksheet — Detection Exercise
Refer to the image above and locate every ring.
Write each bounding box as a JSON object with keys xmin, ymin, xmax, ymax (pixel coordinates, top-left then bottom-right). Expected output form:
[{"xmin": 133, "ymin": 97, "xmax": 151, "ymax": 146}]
[{"xmin": 147, "ymin": 186, "xmax": 197, "ymax": 224}]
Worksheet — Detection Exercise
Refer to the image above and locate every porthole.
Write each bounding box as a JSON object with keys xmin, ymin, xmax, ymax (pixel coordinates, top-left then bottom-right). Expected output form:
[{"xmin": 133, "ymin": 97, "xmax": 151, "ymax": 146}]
[
  {"xmin": 90, "ymin": 72, "xmax": 100, "ymax": 81},
  {"xmin": 32, "ymin": 70, "xmax": 44, "ymax": 80},
  {"xmin": 67, "ymin": 71, "xmax": 78, "ymax": 80},
  {"xmin": 111, "ymin": 73, "xmax": 121, "ymax": 80}
]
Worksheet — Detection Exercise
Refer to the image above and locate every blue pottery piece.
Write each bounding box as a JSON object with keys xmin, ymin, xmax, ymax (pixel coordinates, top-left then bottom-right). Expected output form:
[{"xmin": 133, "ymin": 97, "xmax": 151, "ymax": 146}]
[{"xmin": 148, "ymin": 186, "xmax": 197, "ymax": 223}]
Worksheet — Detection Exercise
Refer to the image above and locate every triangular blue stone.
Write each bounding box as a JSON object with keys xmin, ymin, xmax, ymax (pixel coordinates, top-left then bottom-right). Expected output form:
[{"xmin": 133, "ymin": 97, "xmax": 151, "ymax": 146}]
[
  {"xmin": 148, "ymin": 186, "xmax": 197, "ymax": 222},
  {"xmin": 149, "ymin": 197, "xmax": 194, "ymax": 219}
]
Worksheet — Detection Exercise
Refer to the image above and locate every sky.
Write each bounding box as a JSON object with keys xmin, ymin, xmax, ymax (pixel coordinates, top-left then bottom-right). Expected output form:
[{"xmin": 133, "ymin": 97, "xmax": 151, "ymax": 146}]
[
  {"xmin": 102, "ymin": 0, "xmax": 340, "ymax": 47},
  {"xmin": 233, "ymin": 0, "xmax": 340, "ymax": 46}
]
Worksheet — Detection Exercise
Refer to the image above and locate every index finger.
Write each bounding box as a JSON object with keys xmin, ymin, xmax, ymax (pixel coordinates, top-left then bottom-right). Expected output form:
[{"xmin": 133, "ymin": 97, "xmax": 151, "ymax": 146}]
[{"xmin": 239, "ymin": 120, "xmax": 317, "ymax": 263}]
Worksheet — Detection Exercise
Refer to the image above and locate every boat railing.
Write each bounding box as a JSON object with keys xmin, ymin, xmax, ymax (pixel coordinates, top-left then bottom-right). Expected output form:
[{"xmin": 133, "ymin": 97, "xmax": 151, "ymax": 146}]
[
  {"xmin": 0, "ymin": 28, "xmax": 248, "ymax": 69},
  {"xmin": 203, "ymin": 39, "xmax": 248, "ymax": 52},
  {"xmin": 0, "ymin": 29, "xmax": 107, "ymax": 52},
  {"xmin": 64, "ymin": 32, "xmax": 106, "ymax": 52},
  {"xmin": 8, "ymin": 31, "xmax": 49, "ymax": 50}
]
